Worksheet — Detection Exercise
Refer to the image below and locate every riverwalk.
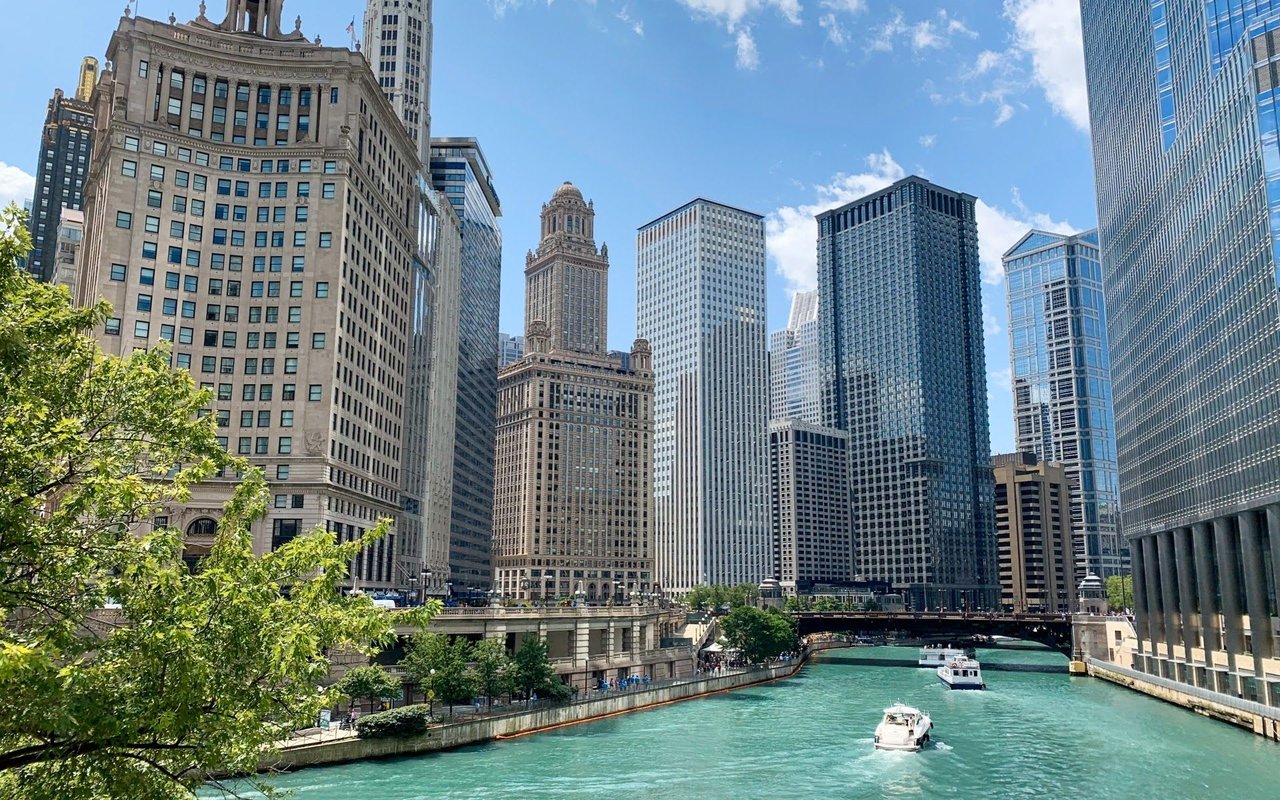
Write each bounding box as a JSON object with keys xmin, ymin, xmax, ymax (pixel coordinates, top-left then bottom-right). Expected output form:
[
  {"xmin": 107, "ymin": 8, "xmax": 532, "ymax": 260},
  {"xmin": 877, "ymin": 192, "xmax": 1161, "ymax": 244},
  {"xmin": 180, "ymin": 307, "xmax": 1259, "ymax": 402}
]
[{"xmin": 263, "ymin": 647, "xmax": 833, "ymax": 773}]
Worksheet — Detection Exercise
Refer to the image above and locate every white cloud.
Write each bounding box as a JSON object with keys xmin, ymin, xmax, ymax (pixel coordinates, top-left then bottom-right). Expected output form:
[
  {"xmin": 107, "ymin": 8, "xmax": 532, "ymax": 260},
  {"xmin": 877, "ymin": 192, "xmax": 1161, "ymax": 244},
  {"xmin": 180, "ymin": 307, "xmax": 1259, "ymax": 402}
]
[
  {"xmin": 1003, "ymin": 0, "xmax": 1090, "ymax": 131},
  {"xmin": 818, "ymin": 13, "xmax": 846, "ymax": 46},
  {"xmin": 0, "ymin": 162, "xmax": 35, "ymax": 211},
  {"xmin": 972, "ymin": 49, "xmax": 1004, "ymax": 76},
  {"xmin": 870, "ymin": 8, "xmax": 977, "ymax": 53},
  {"xmin": 766, "ymin": 151, "xmax": 1076, "ymax": 295},
  {"xmin": 765, "ymin": 150, "xmax": 906, "ymax": 293},
  {"xmin": 616, "ymin": 5, "xmax": 644, "ymax": 35},
  {"xmin": 919, "ymin": 133, "xmax": 937, "ymax": 148},
  {"xmin": 736, "ymin": 28, "xmax": 761, "ymax": 69},
  {"xmin": 820, "ymin": 0, "xmax": 865, "ymax": 11}
]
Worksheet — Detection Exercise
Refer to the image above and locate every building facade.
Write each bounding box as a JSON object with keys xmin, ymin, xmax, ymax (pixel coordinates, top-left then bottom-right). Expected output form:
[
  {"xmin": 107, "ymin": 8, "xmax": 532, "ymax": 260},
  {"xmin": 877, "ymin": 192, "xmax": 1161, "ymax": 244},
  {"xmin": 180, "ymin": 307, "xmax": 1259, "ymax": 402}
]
[
  {"xmin": 498, "ymin": 332, "xmax": 524, "ymax": 367},
  {"xmin": 26, "ymin": 57, "xmax": 98, "ymax": 282},
  {"xmin": 1003, "ymin": 229, "xmax": 1125, "ymax": 582},
  {"xmin": 992, "ymin": 452, "xmax": 1076, "ymax": 614},
  {"xmin": 362, "ymin": 0, "xmax": 432, "ymax": 164},
  {"xmin": 1082, "ymin": 0, "xmax": 1280, "ymax": 703},
  {"xmin": 430, "ymin": 137, "xmax": 502, "ymax": 592},
  {"xmin": 77, "ymin": 3, "xmax": 441, "ymax": 592},
  {"xmin": 768, "ymin": 419, "xmax": 854, "ymax": 595},
  {"xmin": 637, "ymin": 198, "xmax": 770, "ymax": 594},
  {"xmin": 491, "ymin": 183, "xmax": 655, "ymax": 602},
  {"xmin": 769, "ymin": 290, "xmax": 822, "ymax": 425},
  {"xmin": 817, "ymin": 177, "xmax": 997, "ymax": 611}
]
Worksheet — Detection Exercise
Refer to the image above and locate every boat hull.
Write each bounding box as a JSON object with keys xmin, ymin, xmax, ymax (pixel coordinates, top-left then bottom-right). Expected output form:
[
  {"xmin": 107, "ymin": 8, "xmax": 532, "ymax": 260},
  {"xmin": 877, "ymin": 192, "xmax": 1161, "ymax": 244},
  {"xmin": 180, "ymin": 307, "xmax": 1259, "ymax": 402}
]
[{"xmin": 938, "ymin": 676, "xmax": 985, "ymax": 690}]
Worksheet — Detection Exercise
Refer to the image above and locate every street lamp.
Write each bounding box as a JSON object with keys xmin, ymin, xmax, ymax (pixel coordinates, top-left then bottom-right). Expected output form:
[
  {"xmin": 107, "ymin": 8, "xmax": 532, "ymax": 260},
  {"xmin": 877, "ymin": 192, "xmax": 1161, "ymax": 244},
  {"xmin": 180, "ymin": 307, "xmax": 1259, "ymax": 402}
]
[
  {"xmin": 407, "ymin": 575, "xmax": 417, "ymax": 608},
  {"xmin": 427, "ymin": 668, "xmax": 436, "ymax": 718},
  {"xmin": 421, "ymin": 569, "xmax": 432, "ymax": 605}
]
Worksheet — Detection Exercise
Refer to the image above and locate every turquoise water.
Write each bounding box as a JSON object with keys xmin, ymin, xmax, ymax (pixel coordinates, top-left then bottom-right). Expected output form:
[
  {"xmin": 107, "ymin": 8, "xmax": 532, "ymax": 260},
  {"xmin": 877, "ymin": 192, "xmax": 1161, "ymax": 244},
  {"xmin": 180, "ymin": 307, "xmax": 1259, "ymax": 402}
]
[{"xmin": 214, "ymin": 647, "xmax": 1279, "ymax": 799}]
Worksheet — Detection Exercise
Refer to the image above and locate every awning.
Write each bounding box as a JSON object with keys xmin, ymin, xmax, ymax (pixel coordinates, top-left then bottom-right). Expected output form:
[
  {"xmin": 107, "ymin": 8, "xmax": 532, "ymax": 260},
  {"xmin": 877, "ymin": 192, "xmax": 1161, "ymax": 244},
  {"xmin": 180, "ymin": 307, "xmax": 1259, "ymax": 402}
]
[{"xmin": 701, "ymin": 642, "xmax": 724, "ymax": 653}]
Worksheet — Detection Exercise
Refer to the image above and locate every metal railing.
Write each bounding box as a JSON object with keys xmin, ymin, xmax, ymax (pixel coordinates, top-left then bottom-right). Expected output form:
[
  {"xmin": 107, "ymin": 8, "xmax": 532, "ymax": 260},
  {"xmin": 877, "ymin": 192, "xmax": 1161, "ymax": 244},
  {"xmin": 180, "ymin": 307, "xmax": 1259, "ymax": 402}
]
[{"xmin": 1085, "ymin": 656, "xmax": 1280, "ymax": 721}]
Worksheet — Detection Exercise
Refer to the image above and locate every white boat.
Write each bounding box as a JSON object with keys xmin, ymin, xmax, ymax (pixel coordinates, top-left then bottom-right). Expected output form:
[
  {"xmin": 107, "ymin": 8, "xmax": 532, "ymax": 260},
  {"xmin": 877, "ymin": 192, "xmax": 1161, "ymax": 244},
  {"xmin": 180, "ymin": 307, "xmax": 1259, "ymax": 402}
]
[
  {"xmin": 918, "ymin": 645, "xmax": 967, "ymax": 667},
  {"xmin": 937, "ymin": 656, "xmax": 985, "ymax": 690},
  {"xmin": 873, "ymin": 702, "xmax": 933, "ymax": 752}
]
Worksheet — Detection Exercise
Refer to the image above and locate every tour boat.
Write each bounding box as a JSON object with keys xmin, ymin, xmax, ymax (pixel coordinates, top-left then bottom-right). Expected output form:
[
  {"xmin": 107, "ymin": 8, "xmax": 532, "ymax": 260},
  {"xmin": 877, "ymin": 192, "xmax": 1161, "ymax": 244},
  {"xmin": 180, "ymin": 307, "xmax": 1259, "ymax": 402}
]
[
  {"xmin": 873, "ymin": 702, "xmax": 933, "ymax": 752},
  {"xmin": 937, "ymin": 656, "xmax": 985, "ymax": 690},
  {"xmin": 917, "ymin": 645, "xmax": 968, "ymax": 668}
]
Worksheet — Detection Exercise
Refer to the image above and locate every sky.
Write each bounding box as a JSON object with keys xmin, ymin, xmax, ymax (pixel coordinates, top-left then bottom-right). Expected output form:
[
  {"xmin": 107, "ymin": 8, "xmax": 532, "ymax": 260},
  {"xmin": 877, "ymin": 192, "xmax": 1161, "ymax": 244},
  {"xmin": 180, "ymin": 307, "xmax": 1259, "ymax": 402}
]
[{"xmin": 0, "ymin": 0, "xmax": 1098, "ymax": 454}]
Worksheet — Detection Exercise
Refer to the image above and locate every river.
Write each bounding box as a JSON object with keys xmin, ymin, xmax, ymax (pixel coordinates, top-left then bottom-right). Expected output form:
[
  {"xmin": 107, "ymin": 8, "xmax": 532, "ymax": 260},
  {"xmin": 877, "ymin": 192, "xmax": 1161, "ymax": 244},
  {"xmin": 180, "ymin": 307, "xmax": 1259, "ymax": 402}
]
[{"xmin": 210, "ymin": 646, "xmax": 1279, "ymax": 799}]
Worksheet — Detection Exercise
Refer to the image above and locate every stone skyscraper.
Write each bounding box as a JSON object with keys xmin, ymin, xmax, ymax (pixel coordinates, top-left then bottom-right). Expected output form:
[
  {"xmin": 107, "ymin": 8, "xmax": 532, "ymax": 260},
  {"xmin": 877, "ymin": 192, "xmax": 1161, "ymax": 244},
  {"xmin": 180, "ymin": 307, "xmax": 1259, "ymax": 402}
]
[
  {"xmin": 817, "ymin": 177, "xmax": 997, "ymax": 611},
  {"xmin": 26, "ymin": 57, "xmax": 98, "ymax": 282},
  {"xmin": 637, "ymin": 199, "xmax": 770, "ymax": 594},
  {"xmin": 1003, "ymin": 229, "xmax": 1125, "ymax": 582},
  {"xmin": 992, "ymin": 452, "xmax": 1077, "ymax": 614},
  {"xmin": 768, "ymin": 420, "xmax": 854, "ymax": 595},
  {"xmin": 1083, "ymin": 0, "xmax": 1280, "ymax": 703},
  {"xmin": 363, "ymin": 0, "xmax": 432, "ymax": 164},
  {"xmin": 76, "ymin": 2, "xmax": 457, "ymax": 592},
  {"xmin": 430, "ymin": 137, "xmax": 502, "ymax": 592},
  {"xmin": 491, "ymin": 183, "xmax": 654, "ymax": 602}
]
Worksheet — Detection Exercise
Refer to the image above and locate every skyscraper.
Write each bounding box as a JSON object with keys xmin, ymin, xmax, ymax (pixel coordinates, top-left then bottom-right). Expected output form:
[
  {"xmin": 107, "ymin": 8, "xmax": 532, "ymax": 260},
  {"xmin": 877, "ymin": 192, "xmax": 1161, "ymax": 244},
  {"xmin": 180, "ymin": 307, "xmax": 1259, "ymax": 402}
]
[
  {"xmin": 637, "ymin": 199, "xmax": 770, "ymax": 594},
  {"xmin": 498, "ymin": 332, "xmax": 524, "ymax": 367},
  {"xmin": 77, "ymin": 2, "xmax": 449, "ymax": 592},
  {"xmin": 1083, "ymin": 0, "xmax": 1280, "ymax": 700},
  {"xmin": 817, "ymin": 177, "xmax": 997, "ymax": 611},
  {"xmin": 362, "ymin": 0, "xmax": 432, "ymax": 164},
  {"xmin": 26, "ymin": 57, "xmax": 98, "ymax": 282},
  {"xmin": 430, "ymin": 137, "xmax": 502, "ymax": 592},
  {"xmin": 769, "ymin": 290, "xmax": 822, "ymax": 425},
  {"xmin": 491, "ymin": 182, "xmax": 654, "ymax": 602},
  {"xmin": 769, "ymin": 419, "xmax": 854, "ymax": 595},
  {"xmin": 1003, "ymin": 229, "xmax": 1125, "ymax": 582},
  {"xmin": 992, "ymin": 452, "xmax": 1077, "ymax": 614}
]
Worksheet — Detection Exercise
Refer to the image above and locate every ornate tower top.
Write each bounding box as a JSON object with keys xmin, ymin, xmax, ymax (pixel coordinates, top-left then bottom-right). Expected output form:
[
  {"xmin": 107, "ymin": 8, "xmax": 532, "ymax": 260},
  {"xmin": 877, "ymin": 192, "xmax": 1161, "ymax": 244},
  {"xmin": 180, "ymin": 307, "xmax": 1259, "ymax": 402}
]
[
  {"xmin": 537, "ymin": 181, "xmax": 599, "ymax": 258},
  {"xmin": 217, "ymin": 0, "xmax": 286, "ymax": 38},
  {"xmin": 524, "ymin": 181, "xmax": 610, "ymax": 356}
]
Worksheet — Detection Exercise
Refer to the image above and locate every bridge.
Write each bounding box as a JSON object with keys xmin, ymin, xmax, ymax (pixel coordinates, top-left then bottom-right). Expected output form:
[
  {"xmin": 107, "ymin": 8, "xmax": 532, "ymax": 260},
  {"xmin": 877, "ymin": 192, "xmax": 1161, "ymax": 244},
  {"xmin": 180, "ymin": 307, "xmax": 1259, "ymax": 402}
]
[{"xmin": 791, "ymin": 611, "xmax": 1075, "ymax": 656}]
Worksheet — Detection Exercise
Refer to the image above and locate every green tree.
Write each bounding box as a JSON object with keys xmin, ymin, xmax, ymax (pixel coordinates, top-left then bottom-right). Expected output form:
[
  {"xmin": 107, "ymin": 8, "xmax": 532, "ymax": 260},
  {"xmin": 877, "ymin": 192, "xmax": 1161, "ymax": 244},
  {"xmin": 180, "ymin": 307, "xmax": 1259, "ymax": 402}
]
[
  {"xmin": 402, "ymin": 633, "xmax": 474, "ymax": 716},
  {"xmin": 334, "ymin": 665, "xmax": 402, "ymax": 715},
  {"xmin": 1107, "ymin": 574, "xmax": 1134, "ymax": 610},
  {"xmin": 721, "ymin": 606, "xmax": 798, "ymax": 665},
  {"xmin": 468, "ymin": 637, "xmax": 513, "ymax": 703},
  {"xmin": 0, "ymin": 206, "xmax": 437, "ymax": 799},
  {"xmin": 511, "ymin": 635, "xmax": 555, "ymax": 702}
]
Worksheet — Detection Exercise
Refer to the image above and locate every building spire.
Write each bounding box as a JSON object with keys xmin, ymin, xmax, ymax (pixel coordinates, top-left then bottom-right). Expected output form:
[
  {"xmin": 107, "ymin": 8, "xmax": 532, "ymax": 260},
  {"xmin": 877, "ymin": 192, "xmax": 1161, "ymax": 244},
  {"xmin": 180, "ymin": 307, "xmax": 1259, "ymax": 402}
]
[{"xmin": 219, "ymin": 0, "xmax": 284, "ymax": 38}]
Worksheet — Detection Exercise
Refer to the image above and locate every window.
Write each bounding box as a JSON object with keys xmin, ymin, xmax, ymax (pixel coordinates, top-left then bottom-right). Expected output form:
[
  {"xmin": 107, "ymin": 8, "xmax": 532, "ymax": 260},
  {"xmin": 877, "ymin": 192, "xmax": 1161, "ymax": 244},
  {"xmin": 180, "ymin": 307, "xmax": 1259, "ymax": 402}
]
[
  {"xmin": 150, "ymin": 165, "xmax": 166, "ymax": 182},
  {"xmin": 186, "ymin": 250, "xmax": 201, "ymax": 267},
  {"xmin": 310, "ymin": 332, "xmax": 326, "ymax": 349},
  {"xmin": 257, "ymin": 86, "xmax": 271, "ymax": 105},
  {"xmin": 323, "ymin": 160, "xmax": 337, "ymax": 174},
  {"xmin": 240, "ymin": 410, "xmax": 254, "ymax": 427},
  {"xmin": 281, "ymin": 384, "xmax": 296, "ymax": 401},
  {"xmin": 318, "ymin": 232, "xmax": 332, "ymax": 248},
  {"xmin": 184, "ymin": 275, "xmax": 198, "ymax": 292},
  {"xmin": 235, "ymin": 181, "xmax": 249, "ymax": 197},
  {"xmin": 280, "ymin": 410, "xmax": 294, "ymax": 427},
  {"xmin": 191, "ymin": 198, "xmax": 205, "ymax": 216},
  {"xmin": 172, "ymin": 195, "xmax": 187, "ymax": 213},
  {"xmin": 257, "ymin": 410, "xmax": 271, "ymax": 427},
  {"xmin": 160, "ymin": 324, "xmax": 175, "ymax": 341},
  {"xmin": 277, "ymin": 466, "xmax": 292, "ymax": 481},
  {"xmin": 142, "ymin": 242, "xmax": 158, "ymax": 260},
  {"xmin": 133, "ymin": 320, "xmax": 150, "ymax": 338},
  {"xmin": 297, "ymin": 181, "xmax": 310, "ymax": 197},
  {"xmin": 188, "ymin": 224, "xmax": 202, "ymax": 242},
  {"xmin": 288, "ymin": 306, "xmax": 302, "ymax": 323},
  {"xmin": 193, "ymin": 174, "xmax": 207, "ymax": 192},
  {"xmin": 268, "ymin": 281, "xmax": 281, "ymax": 298},
  {"xmin": 315, "ymin": 282, "xmax": 329, "ymax": 298},
  {"xmin": 217, "ymin": 178, "xmax": 231, "ymax": 195},
  {"xmin": 162, "ymin": 298, "xmax": 177, "ymax": 315},
  {"xmin": 321, "ymin": 183, "xmax": 335, "ymax": 199},
  {"xmin": 115, "ymin": 211, "xmax": 132, "ymax": 229},
  {"xmin": 284, "ymin": 358, "xmax": 297, "ymax": 374},
  {"xmin": 238, "ymin": 437, "xmax": 252, "ymax": 455},
  {"xmin": 138, "ymin": 60, "xmax": 149, "ymax": 78},
  {"xmin": 220, "ymin": 358, "xmax": 235, "ymax": 375},
  {"xmin": 121, "ymin": 160, "xmax": 137, "ymax": 177},
  {"xmin": 145, "ymin": 216, "xmax": 160, "ymax": 234},
  {"xmin": 136, "ymin": 294, "xmax": 152, "ymax": 312},
  {"xmin": 168, "ymin": 246, "xmax": 183, "ymax": 264},
  {"xmin": 170, "ymin": 70, "xmax": 185, "ymax": 90},
  {"xmin": 110, "ymin": 263, "xmax": 127, "ymax": 281},
  {"xmin": 167, "ymin": 97, "xmax": 183, "ymax": 117},
  {"xmin": 139, "ymin": 267, "xmax": 155, "ymax": 285},
  {"xmin": 256, "ymin": 437, "xmax": 270, "ymax": 455},
  {"xmin": 285, "ymin": 332, "xmax": 299, "ymax": 349},
  {"xmin": 289, "ymin": 281, "xmax": 303, "ymax": 298},
  {"xmin": 169, "ymin": 220, "xmax": 185, "ymax": 239},
  {"xmin": 291, "ymin": 256, "xmax": 305, "ymax": 273},
  {"xmin": 278, "ymin": 436, "xmax": 292, "ymax": 454},
  {"xmin": 124, "ymin": 135, "xmax": 140, "ymax": 152},
  {"xmin": 148, "ymin": 190, "xmax": 163, "ymax": 208},
  {"xmin": 263, "ymin": 332, "xmax": 277, "ymax": 348},
  {"xmin": 181, "ymin": 301, "xmax": 196, "ymax": 318},
  {"xmin": 329, "ymin": 88, "xmax": 339, "ymax": 104},
  {"xmin": 104, "ymin": 317, "xmax": 121, "ymax": 335},
  {"xmin": 293, "ymin": 231, "xmax": 307, "ymax": 247},
  {"xmin": 258, "ymin": 384, "xmax": 273, "ymax": 401},
  {"xmin": 308, "ymin": 384, "xmax": 322, "ymax": 401},
  {"xmin": 274, "ymin": 494, "xmax": 287, "ymax": 509}
]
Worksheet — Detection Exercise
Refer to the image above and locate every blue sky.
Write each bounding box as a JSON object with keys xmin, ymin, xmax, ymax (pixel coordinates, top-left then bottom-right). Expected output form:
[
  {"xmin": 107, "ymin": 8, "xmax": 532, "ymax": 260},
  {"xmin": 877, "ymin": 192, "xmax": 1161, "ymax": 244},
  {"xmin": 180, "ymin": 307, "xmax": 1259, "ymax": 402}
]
[{"xmin": 0, "ymin": 0, "xmax": 1095, "ymax": 454}]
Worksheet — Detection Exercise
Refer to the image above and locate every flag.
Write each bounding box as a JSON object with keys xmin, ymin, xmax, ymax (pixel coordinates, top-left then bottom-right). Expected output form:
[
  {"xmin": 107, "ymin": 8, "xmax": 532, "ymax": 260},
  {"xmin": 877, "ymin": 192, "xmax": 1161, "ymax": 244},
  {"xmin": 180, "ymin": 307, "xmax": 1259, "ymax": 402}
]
[{"xmin": 345, "ymin": 18, "xmax": 355, "ymax": 35}]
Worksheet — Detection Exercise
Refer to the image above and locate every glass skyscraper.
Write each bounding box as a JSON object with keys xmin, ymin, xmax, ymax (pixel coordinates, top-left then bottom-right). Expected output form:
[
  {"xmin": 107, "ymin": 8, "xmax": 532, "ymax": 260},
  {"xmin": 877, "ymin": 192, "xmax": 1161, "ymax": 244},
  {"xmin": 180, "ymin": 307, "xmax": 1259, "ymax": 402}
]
[
  {"xmin": 1003, "ymin": 229, "xmax": 1125, "ymax": 582},
  {"xmin": 637, "ymin": 199, "xmax": 771, "ymax": 594},
  {"xmin": 817, "ymin": 177, "xmax": 997, "ymax": 611},
  {"xmin": 769, "ymin": 290, "xmax": 822, "ymax": 425},
  {"xmin": 1083, "ymin": 0, "xmax": 1280, "ymax": 703},
  {"xmin": 430, "ymin": 137, "xmax": 502, "ymax": 592}
]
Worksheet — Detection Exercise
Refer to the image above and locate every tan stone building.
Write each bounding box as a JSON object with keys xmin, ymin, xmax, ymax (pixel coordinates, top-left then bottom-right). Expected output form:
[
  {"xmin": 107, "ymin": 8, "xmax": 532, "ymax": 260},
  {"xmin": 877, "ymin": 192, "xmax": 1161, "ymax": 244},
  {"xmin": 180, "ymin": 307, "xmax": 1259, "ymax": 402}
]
[
  {"xmin": 492, "ymin": 183, "xmax": 655, "ymax": 602},
  {"xmin": 76, "ymin": 2, "xmax": 457, "ymax": 592},
  {"xmin": 992, "ymin": 452, "xmax": 1077, "ymax": 613}
]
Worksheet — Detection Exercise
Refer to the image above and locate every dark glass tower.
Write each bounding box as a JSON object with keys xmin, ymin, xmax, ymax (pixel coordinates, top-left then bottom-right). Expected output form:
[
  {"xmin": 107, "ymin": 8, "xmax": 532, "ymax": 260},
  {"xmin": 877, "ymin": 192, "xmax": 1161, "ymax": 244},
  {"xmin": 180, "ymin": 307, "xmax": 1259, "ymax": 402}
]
[
  {"xmin": 27, "ymin": 64, "xmax": 97, "ymax": 282},
  {"xmin": 430, "ymin": 137, "xmax": 502, "ymax": 591},
  {"xmin": 1083, "ymin": 0, "xmax": 1280, "ymax": 700},
  {"xmin": 817, "ymin": 176, "xmax": 997, "ymax": 611}
]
